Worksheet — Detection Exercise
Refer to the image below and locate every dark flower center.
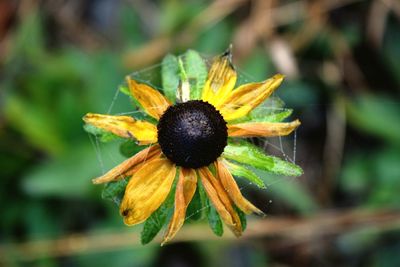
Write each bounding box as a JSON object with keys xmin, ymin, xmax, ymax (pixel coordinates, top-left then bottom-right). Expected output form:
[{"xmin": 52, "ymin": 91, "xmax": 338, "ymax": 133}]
[{"xmin": 157, "ymin": 100, "xmax": 228, "ymax": 168}]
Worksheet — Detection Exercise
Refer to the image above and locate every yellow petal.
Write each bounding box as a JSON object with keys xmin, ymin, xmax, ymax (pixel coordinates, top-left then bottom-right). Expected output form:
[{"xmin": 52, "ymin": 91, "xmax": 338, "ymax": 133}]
[
  {"xmin": 92, "ymin": 145, "xmax": 161, "ymax": 184},
  {"xmin": 126, "ymin": 77, "xmax": 171, "ymax": 120},
  {"xmin": 228, "ymin": 119, "xmax": 301, "ymax": 137},
  {"xmin": 162, "ymin": 168, "xmax": 197, "ymax": 245},
  {"xmin": 201, "ymin": 49, "xmax": 237, "ymax": 108},
  {"xmin": 198, "ymin": 167, "xmax": 242, "ymax": 237},
  {"xmin": 83, "ymin": 113, "xmax": 157, "ymax": 144},
  {"xmin": 120, "ymin": 158, "xmax": 177, "ymax": 226},
  {"xmin": 219, "ymin": 74, "xmax": 285, "ymax": 121},
  {"xmin": 216, "ymin": 160, "xmax": 264, "ymax": 215}
]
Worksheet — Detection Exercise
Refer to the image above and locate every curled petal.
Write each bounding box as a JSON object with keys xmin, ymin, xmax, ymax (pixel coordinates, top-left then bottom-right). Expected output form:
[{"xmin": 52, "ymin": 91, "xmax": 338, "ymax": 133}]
[
  {"xmin": 198, "ymin": 167, "xmax": 242, "ymax": 237},
  {"xmin": 126, "ymin": 77, "xmax": 171, "ymax": 120},
  {"xmin": 220, "ymin": 74, "xmax": 284, "ymax": 121},
  {"xmin": 201, "ymin": 49, "xmax": 237, "ymax": 108},
  {"xmin": 216, "ymin": 160, "xmax": 264, "ymax": 215},
  {"xmin": 228, "ymin": 120, "xmax": 301, "ymax": 137},
  {"xmin": 162, "ymin": 168, "xmax": 197, "ymax": 245},
  {"xmin": 120, "ymin": 158, "xmax": 177, "ymax": 226},
  {"xmin": 92, "ymin": 145, "xmax": 161, "ymax": 184},
  {"xmin": 83, "ymin": 113, "xmax": 157, "ymax": 144}
]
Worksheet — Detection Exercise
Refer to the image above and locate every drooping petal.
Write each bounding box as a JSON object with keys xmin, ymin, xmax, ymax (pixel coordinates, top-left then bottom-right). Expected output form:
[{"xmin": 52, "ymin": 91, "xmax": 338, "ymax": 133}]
[
  {"xmin": 83, "ymin": 113, "xmax": 157, "ymax": 144},
  {"xmin": 198, "ymin": 167, "xmax": 242, "ymax": 237},
  {"xmin": 120, "ymin": 158, "xmax": 177, "ymax": 226},
  {"xmin": 92, "ymin": 145, "xmax": 161, "ymax": 184},
  {"xmin": 219, "ymin": 74, "xmax": 285, "ymax": 121},
  {"xmin": 216, "ymin": 160, "xmax": 264, "ymax": 215},
  {"xmin": 201, "ymin": 49, "xmax": 237, "ymax": 108},
  {"xmin": 162, "ymin": 168, "xmax": 197, "ymax": 245},
  {"xmin": 126, "ymin": 77, "xmax": 171, "ymax": 120},
  {"xmin": 228, "ymin": 119, "xmax": 301, "ymax": 137}
]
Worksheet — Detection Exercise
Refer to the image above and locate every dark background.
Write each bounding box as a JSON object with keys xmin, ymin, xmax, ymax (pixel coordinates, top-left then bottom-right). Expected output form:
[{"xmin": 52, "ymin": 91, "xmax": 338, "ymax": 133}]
[{"xmin": 1, "ymin": 0, "xmax": 400, "ymax": 266}]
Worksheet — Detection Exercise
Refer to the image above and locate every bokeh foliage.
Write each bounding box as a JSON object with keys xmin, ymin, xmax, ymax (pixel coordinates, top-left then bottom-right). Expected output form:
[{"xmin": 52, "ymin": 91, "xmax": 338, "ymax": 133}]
[{"xmin": 1, "ymin": 0, "xmax": 400, "ymax": 266}]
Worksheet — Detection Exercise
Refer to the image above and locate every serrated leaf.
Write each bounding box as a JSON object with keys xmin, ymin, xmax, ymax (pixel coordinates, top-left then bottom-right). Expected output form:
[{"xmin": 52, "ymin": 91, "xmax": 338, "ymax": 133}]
[
  {"xmin": 224, "ymin": 160, "xmax": 266, "ymax": 189},
  {"xmin": 101, "ymin": 178, "xmax": 128, "ymax": 205},
  {"xmin": 183, "ymin": 50, "xmax": 208, "ymax": 100},
  {"xmin": 223, "ymin": 141, "xmax": 303, "ymax": 176},
  {"xmin": 141, "ymin": 183, "xmax": 176, "ymax": 245},
  {"xmin": 231, "ymin": 96, "xmax": 293, "ymax": 124},
  {"xmin": 119, "ymin": 140, "xmax": 146, "ymax": 158},
  {"xmin": 234, "ymin": 206, "xmax": 247, "ymax": 231},
  {"xmin": 207, "ymin": 199, "xmax": 223, "ymax": 236},
  {"xmin": 161, "ymin": 54, "xmax": 180, "ymax": 103}
]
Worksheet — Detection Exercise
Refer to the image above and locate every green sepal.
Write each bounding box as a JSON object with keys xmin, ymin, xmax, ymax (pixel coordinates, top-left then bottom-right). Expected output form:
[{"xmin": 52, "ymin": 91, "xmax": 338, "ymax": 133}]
[
  {"xmin": 234, "ymin": 206, "xmax": 247, "ymax": 231},
  {"xmin": 140, "ymin": 178, "xmax": 177, "ymax": 245},
  {"xmin": 207, "ymin": 199, "xmax": 224, "ymax": 236},
  {"xmin": 119, "ymin": 140, "xmax": 146, "ymax": 158},
  {"xmin": 101, "ymin": 178, "xmax": 128, "ymax": 206},
  {"xmin": 161, "ymin": 54, "xmax": 180, "ymax": 103},
  {"xmin": 223, "ymin": 140, "xmax": 303, "ymax": 176},
  {"xmin": 224, "ymin": 160, "xmax": 266, "ymax": 189},
  {"xmin": 182, "ymin": 50, "xmax": 208, "ymax": 100},
  {"xmin": 83, "ymin": 124, "xmax": 122, "ymax": 143}
]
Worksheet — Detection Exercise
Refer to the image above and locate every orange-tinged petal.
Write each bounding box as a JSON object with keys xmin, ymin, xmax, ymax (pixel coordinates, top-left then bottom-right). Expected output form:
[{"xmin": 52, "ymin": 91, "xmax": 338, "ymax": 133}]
[
  {"xmin": 201, "ymin": 49, "xmax": 237, "ymax": 108},
  {"xmin": 162, "ymin": 168, "xmax": 197, "ymax": 245},
  {"xmin": 198, "ymin": 167, "xmax": 242, "ymax": 237},
  {"xmin": 120, "ymin": 158, "xmax": 176, "ymax": 226},
  {"xmin": 216, "ymin": 160, "xmax": 264, "ymax": 215},
  {"xmin": 83, "ymin": 113, "xmax": 157, "ymax": 144},
  {"xmin": 228, "ymin": 119, "xmax": 301, "ymax": 137},
  {"xmin": 219, "ymin": 74, "xmax": 284, "ymax": 121},
  {"xmin": 126, "ymin": 77, "xmax": 171, "ymax": 120},
  {"xmin": 92, "ymin": 145, "xmax": 161, "ymax": 184}
]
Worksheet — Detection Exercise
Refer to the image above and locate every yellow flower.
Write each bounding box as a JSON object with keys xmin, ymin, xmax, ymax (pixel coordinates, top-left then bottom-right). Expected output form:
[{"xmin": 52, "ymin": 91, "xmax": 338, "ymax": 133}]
[{"xmin": 83, "ymin": 49, "xmax": 300, "ymax": 244}]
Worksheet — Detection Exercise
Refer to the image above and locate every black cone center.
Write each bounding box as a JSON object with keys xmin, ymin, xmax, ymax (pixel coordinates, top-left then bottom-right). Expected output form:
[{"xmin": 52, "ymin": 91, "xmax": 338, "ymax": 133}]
[{"xmin": 157, "ymin": 100, "xmax": 228, "ymax": 168}]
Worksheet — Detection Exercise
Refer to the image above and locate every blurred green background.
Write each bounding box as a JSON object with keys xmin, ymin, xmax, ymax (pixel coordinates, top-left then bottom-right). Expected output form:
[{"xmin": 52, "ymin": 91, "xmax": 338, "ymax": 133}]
[{"xmin": 1, "ymin": 0, "xmax": 400, "ymax": 266}]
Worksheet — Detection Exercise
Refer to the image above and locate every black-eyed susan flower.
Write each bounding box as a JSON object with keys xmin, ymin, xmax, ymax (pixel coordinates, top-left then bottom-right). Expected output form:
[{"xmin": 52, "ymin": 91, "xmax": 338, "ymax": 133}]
[{"xmin": 83, "ymin": 48, "xmax": 302, "ymax": 245}]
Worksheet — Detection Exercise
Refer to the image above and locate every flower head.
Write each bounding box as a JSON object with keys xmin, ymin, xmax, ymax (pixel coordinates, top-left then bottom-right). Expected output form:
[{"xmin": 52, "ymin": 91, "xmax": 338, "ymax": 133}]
[{"xmin": 83, "ymin": 48, "xmax": 302, "ymax": 245}]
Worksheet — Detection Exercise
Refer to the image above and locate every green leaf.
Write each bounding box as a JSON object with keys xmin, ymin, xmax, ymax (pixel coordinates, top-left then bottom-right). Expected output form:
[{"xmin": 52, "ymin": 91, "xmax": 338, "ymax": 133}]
[
  {"xmin": 83, "ymin": 124, "xmax": 122, "ymax": 143},
  {"xmin": 119, "ymin": 140, "xmax": 146, "ymax": 158},
  {"xmin": 235, "ymin": 206, "xmax": 247, "ymax": 231},
  {"xmin": 251, "ymin": 109, "xmax": 293, "ymax": 123},
  {"xmin": 186, "ymin": 187, "xmax": 203, "ymax": 221},
  {"xmin": 182, "ymin": 50, "xmax": 208, "ymax": 100},
  {"xmin": 141, "ymin": 183, "xmax": 176, "ymax": 245},
  {"xmin": 161, "ymin": 54, "xmax": 180, "ymax": 103},
  {"xmin": 224, "ymin": 160, "xmax": 266, "ymax": 189},
  {"xmin": 231, "ymin": 109, "xmax": 293, "ymax": 124},
  {"xmin": 101, "ymin": 178, "xmax": 128, "ymax": 205},
  {"xmin": 119, "ymin": 84, "xmax": 131, "ymax": 96},
  {"xmin": 223, "ymin": 141, "xmax": 303, "ymax": 176},
  {"xmin": 231, "ymin": 96, "xmax": 293, "ymax": 124},
  {"xmin": 207, "ymin": 199, "xmax": 223, "ymax": 236}
]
